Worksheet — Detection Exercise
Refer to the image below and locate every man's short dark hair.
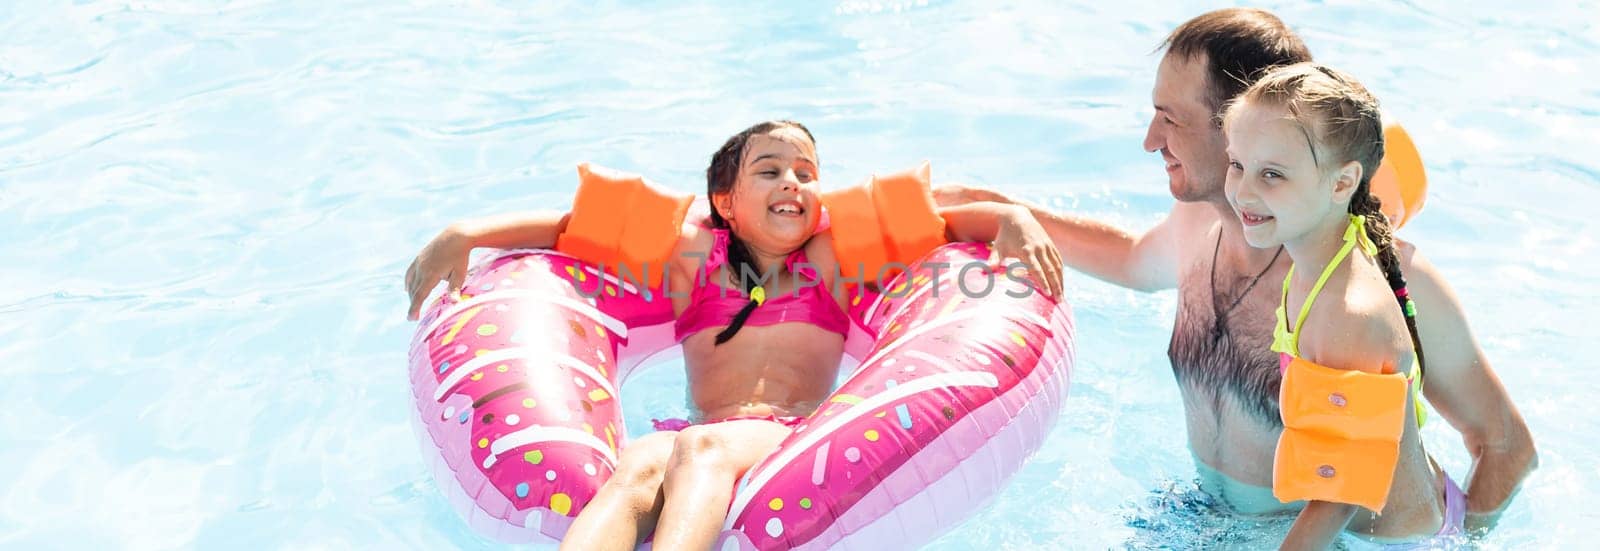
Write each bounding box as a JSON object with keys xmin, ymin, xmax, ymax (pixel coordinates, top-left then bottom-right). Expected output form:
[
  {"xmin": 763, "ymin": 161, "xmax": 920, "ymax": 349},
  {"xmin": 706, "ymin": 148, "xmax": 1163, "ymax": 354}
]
[{"xmin": 1161, "ymin": 8, "xmax": 1313, "ymax": 120}]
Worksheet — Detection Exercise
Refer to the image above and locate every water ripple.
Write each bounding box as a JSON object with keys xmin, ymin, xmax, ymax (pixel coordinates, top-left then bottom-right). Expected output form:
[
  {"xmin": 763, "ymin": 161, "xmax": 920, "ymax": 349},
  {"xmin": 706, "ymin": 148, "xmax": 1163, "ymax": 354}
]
[{"xmin": 1, "ymin": 2, "xmax": 1592, "ymax": 549}]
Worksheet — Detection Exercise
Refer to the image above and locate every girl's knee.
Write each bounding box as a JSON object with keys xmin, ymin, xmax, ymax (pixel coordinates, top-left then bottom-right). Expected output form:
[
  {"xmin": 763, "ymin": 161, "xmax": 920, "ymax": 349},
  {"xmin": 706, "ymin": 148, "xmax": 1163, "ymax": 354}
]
[
  {"xmin": 613, "ymin": 454, "xmax": 667, "ymax": 490},
  {"xmin": 604, "ymin": 432, "xmax": 676, "ymax": 506},
  {"xmin": 669, "ymin": 425, "xmax": 734, "ymax": 469},
  {"xmin": 615, "ymin": 432, "xmax": 676, "ymax": 478}
]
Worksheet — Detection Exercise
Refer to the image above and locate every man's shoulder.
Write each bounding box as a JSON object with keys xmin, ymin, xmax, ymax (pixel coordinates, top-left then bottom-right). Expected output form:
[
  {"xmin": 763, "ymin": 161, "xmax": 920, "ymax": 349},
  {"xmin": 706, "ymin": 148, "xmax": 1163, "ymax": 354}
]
[
  {"xmin": 1390, "ymin": 237, "xmax": 1447, "ymax": 293},
  {"xmin": 1165, "ymin": 201, "xmax": 1223, "ymax": 258},
  {"xmin": 1169, "ymin": 200, "xmax": 1221, "ymax": 228},
  {"xmin": 1392, "ymin": 237, "xmax": 1422, "ymax": 270}
]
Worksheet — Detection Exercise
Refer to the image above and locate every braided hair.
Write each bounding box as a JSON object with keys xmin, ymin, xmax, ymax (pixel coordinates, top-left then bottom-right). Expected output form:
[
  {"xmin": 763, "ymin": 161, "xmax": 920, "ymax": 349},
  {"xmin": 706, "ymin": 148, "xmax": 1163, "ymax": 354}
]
[
  {"xmin": 704, "ymin": 120, "xmax": 816, "ymax": 345},
  {"xmin": 1228, "ymin": 63, "xmax": 1424, "ymax": 376}
]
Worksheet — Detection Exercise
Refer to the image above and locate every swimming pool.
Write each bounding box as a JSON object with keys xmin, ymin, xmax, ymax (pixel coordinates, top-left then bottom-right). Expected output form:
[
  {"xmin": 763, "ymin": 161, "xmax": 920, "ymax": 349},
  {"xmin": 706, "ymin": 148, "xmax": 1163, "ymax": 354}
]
[{"xmin": 2, "ymin": 1, "xmax": 1594, "ymax": 548}]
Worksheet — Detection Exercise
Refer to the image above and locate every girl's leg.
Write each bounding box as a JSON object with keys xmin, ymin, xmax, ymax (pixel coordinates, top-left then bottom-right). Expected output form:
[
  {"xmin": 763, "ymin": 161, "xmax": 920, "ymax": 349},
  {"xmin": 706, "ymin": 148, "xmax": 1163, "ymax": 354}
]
[
  {"xmin": 650, "ymin": 420, "xmax": 792, "ymax": 551},
  {"xmin": 558, "ymin": 431, "xmax": 678, "ymax": 551}
]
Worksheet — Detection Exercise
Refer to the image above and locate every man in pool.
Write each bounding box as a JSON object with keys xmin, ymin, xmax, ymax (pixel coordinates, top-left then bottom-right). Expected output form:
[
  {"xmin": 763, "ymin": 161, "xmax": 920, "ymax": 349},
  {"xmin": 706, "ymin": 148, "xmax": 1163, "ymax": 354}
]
[{"xmin": 937, "ymin": 7, "xmax": 1535, "ymax": 531}]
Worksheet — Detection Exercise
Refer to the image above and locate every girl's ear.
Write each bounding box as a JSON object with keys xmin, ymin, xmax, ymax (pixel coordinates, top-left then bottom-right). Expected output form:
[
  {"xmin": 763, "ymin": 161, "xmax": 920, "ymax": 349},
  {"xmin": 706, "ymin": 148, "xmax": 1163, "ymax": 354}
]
[
  {"xmin": 1331, "ymin": 160, "xmax": 1363, "ymax": 205},
  {"xmin": 712, "ymin": 192, "xmax": 734, "ymax": 221}
]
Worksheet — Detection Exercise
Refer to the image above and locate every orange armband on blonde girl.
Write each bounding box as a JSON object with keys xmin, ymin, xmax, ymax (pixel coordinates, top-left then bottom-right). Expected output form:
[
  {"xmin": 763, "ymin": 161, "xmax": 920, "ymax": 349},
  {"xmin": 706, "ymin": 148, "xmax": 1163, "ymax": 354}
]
[{"xmin": 1273, "ymin": 356, "xmax": 1409, "ymax": 512}]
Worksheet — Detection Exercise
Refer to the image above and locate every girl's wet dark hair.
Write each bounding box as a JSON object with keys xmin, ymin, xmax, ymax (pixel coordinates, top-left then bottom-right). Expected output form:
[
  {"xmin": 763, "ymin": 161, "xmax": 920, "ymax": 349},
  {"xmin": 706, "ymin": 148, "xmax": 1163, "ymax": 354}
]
[
  {"xmin": 704, "ymin": 120, "xmax": 816, "ymax": 345},
  {"xmin": 1225, "ymin": 63, "xmax": 1426, "ymax": 378}
]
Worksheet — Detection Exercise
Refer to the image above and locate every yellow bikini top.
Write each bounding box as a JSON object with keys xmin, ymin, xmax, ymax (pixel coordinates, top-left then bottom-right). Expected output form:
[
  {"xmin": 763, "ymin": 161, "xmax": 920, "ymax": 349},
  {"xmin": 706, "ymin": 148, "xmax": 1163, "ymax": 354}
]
[
  {"xmin": 1270, "ymin": 214, "xmax": 1426, "ymax": 427},
  {"xmin": 1269, "ymin": 215, "xmax": 1428, "ymax": 513}
]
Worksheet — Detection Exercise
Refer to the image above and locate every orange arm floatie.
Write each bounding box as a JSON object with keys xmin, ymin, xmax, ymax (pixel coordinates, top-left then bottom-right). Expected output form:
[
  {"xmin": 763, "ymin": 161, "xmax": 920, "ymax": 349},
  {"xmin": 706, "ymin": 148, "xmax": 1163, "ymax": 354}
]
[
  {"xmin": 820, "ymin": 162, "xmax": 948, "ymax": 285},
  {"xmin": 554, "ymin": 163, "xmax": 694, "ymax": 288},
  {"xmin": 1274, "ymin": 356, "xmax": 1409, "ymax": 513},
  {"xmin": 1371, "ymin": 122, "xmax": 1427, "ymax": 229}
]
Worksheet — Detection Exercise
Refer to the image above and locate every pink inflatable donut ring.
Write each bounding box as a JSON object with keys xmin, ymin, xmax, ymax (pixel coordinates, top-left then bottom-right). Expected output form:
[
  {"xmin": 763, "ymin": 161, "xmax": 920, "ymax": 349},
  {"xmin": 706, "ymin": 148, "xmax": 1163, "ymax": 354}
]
[{"xmin": 408, "ymin": 241, "xmax": 1074, "ymax": 549}]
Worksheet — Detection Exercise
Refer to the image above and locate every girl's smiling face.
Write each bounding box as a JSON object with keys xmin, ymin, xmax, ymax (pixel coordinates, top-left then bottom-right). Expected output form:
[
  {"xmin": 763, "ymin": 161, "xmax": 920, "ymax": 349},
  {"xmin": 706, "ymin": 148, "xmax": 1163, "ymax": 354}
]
[
  {"xmin": 714, "ymin": 127, "xmax": 822, "ymax": 254},
  {"xmin": 1224, "ymin": 100, "xmax": 1359, "ymax": 249}
]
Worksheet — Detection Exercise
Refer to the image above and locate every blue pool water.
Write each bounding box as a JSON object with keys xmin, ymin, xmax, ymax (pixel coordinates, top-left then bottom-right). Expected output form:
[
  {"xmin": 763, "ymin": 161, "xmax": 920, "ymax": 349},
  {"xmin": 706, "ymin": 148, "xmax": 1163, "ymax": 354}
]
[{"xmin": 3, "ymin": 1, "xmax": 1595, "ymax": 549}]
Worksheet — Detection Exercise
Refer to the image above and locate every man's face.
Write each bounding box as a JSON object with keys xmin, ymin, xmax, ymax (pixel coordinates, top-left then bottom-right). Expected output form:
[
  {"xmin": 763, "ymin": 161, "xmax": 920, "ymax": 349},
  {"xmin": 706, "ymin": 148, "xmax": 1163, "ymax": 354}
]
[{"xmin": 1144, "ymin": 53, "xmax": 1230, "ymax": 203}]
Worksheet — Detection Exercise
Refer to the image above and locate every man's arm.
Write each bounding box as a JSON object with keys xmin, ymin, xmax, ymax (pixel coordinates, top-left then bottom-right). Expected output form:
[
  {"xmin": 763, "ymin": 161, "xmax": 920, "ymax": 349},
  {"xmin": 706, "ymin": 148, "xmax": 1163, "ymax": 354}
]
[
  {"xmin": 933, "ymin": 184, "xmax": 1186, "ymax": 291},
  {"xmin": 1398, "ymin": 241, "xmax": 1538, "ymax": 528}
]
